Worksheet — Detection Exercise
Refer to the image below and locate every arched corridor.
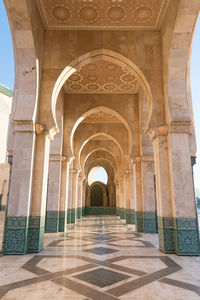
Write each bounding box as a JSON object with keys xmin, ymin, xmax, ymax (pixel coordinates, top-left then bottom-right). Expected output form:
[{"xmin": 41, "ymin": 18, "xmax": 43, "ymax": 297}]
[{"xmin": 1, "ymin": 1, "xmax": 200, "ymax": 297}]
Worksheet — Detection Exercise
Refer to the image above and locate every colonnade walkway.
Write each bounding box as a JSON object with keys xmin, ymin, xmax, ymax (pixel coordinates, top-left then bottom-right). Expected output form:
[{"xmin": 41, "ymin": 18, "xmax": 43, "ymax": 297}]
[{"xmin": 0, "ymin": 215, "xmax": 200, "ymax": 299}]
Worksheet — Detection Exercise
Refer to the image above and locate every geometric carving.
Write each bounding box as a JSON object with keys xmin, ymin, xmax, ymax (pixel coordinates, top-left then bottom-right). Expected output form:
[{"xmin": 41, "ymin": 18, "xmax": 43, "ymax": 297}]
[
  {"xmin": 64, "ymin": 59, "xmax": 139, "ymax": 94},
  {"xmin": 83, "ymin": 111, "xmax": 121, "ymax": 123},
  {"xmin": 36, "ymin": 0, "xmax": 169, "ymax": 30}
]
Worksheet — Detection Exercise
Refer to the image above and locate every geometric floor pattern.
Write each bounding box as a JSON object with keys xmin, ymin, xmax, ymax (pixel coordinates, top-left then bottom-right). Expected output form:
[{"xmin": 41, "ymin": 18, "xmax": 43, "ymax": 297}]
[{"xmin": 0, "ymin": 215, "xmax": 200, "ymax": 299}]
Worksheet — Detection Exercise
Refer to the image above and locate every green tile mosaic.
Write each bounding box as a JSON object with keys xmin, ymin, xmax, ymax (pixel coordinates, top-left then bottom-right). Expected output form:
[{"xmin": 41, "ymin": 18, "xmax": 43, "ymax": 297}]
[
  {"xmin": 84, "ymin": 207, "xmax": 116, "ymax": 215},
  {"xmin": 126, "ymin": 209, "xmax": 135, "ymax": 224},
  {"xmin": 28, "ymin": 216, "xmax": 45, "ymax": 253},
  {"xmin": 0, "ymin": 205, "xmax": 7, "ymax": 211},
  {"xmin": 59, "ymin": 211, "xmax": 66, "ymax": 231},
  {"xmin": 76, "ymin": 207, "xmax": 82, "ymax": 219},
  {"xmin": 45, "ymin": 211, "xmax": 59, "ymax": 233},
  {"xmin": 3, "ymin": 216, "xmax": 29, "ymax": 254},
  {"xmin": 71, "ymin": 209, "xmax": 76, "ymax": 223},
  {"xmin": 158, "ymin": 216, "xmax": 200, "ymax": 256},
  {"xmin": 67, "ymin": 209, "xmax": 71, "ymax": 224},
  {"xmin": 119, "ymin": 208, "xmax": 126, "ymax": 219},
  {"xmin": 143, "ymin": 211, "xmax": 157, "ymax": 233}
]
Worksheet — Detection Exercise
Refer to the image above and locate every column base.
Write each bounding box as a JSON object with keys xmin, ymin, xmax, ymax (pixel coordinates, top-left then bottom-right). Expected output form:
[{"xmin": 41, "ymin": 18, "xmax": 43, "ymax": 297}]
[
  {"xmin": 3, "ymin": 216, "xmax": 29, "ymax": 254},
  {"xmin": 119, "ymin": 208, "xmax": 126, "ymax": 219},
  {"xmin": 28, "ymin": 216, "xmax": 45, "ymax": 253},
  {"xmin": 67, "ymin": 209, "xmax": 71, "ymax": 224},
  {"xmin": 135, "ymin": 211, "xmax": 157, "ymax": 233},
  {"xmin": 0, "ymin": 205, "xmax": 7, "ymax": 211},
  {"xmin": 158, "ymin": 217, "xmax": 200, "ymax": 256},
  {"xmin": 71, "ymin": 209, "xmax": 76, "ymax": 223},
  {"xmin": 76, "ymin": 207, "xmax": 82, "ymax": 219},
  {"xmin": 59, "ymin": 211, "xmax": 67, "ymax": 232},
  {"xmin": 126, "ymin": 209, "xmax": 135, "ymax": 224},
  {"xmin": 45, "ymin": 211, "xmax": 59, "ymax": 233}
]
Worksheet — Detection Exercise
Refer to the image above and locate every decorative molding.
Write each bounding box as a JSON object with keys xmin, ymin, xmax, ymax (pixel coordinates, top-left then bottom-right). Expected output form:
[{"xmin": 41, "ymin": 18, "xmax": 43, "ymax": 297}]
[
  {"xmin": 169, "ymin": 121, "xmax": 192, "ymax": 134},
  {"xmin": 35, "ymin": 123, "xmax": 46, "ymax": 135}
]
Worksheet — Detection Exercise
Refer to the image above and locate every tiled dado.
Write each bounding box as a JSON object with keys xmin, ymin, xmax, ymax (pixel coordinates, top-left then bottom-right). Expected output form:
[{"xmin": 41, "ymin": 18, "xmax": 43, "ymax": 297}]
[
  {"xmin": 0, "ymin": 205, "xmax": 7, "ymax": 211},
  {"xmin": 28, "ymin": 216, "xmax": 45, "ymax": 253},
  {"xmin": 126, "ymin": 209, "xmax": 135, "ymax": 224},
  {"xmin": 45, "ymin": 211, "xmax": 59, "ymax": 233},
  {"xmin": 4, "ymin": 216, "xmax": 45, "ymax": 254},
  {"xmin": 135, "ymin": 211, "xmax": 157, "ymax": 233},
  {"xmin": 118, "ymin": 207, "xmax": 126, "ymax": 219},
  {"xmin": 58, "ymin": 211, "xmax": 67, "ymax": 231},
  {"xmin": 158, "ymin": 216, "xmax": 200, "ymax": 256},
  {"xmin": 84, "ymin": 207, "xmax": 116, "ymax": 215}
]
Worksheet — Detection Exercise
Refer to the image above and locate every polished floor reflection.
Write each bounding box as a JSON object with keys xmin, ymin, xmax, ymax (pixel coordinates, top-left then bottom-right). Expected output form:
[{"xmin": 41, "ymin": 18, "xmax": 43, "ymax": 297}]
[{"xmin": 0, "ymin": 215, "xmax": 200, "ymax": 299}]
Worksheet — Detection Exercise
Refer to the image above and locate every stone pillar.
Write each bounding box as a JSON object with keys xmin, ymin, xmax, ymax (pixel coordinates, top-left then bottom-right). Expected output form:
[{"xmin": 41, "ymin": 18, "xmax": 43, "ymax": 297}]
[
  {"xmin": 71, "ymin": 169, "xmax": 78, "ymax": 223},
  {"xmin": 3, "ymin": 124, "xmax": 36, "ymax": 254},
  {"xmin": 77, "ymin": 175, "xmax": 82, "ymax": 219},
  {"xmin": 141, "ymin": 156, "xmax": 157, "ymax": 233},
  {"xmin": 82, "ymin": 178, "xmax": 86, "ymax": 216},
  {"xmin": 168, "ymin": 123, "xmax": 199, "ymax": 255},
  {"xmin": 125, "ymin": 169, "xmax": 135, "ymax": 224},
  {"xmin": 28, "ymin": 126, "xmax": 51, "ymax": 253},
  {"xmin": 115, "ymin": 180, "xmax": 120, "ymax": 216},
  {"xmin": 152, "ymin": 128, "xmax": 173, "ymax": 253},
  {"xmin": 119, "ymin": 177, "xmax": 125, "ymax": 219},
  {"xmin": 58, "ymin": 156, "xmax": 68, "ymax": 232},
  {"xmin": 66, "ymin": 163, "xmax": 73, "ymax": 224},
  {"xmin": 133, "ymin": 157, "xmax": 143, "ymax": 232},
  {"xmin": 45, "ymin": 154, "xmax": 62, "ymax": 233}
]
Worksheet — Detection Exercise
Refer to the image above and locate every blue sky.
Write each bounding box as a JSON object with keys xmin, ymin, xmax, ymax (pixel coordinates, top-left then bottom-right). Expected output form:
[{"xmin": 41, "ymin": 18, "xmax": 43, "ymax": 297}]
[{"xmin": 0, "ymin": 3, "xmax": 200, "ymax": 189}]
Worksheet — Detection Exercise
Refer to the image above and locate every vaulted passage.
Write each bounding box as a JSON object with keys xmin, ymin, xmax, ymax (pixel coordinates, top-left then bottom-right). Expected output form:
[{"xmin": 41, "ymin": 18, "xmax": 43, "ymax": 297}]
[{"xmin": 2, "ymin": 0, "xmax": 200, "ymax": 262}]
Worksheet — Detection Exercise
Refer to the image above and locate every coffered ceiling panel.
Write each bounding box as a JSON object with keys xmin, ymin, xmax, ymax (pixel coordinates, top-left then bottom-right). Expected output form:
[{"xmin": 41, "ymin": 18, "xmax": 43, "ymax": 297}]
[
  {"xmin": 36, "ymin": 0, "xmax": 169, "ymax": 30},
  {"xmin": 64, "ymin": 59, "xmax": 139, "ymax": 94}
]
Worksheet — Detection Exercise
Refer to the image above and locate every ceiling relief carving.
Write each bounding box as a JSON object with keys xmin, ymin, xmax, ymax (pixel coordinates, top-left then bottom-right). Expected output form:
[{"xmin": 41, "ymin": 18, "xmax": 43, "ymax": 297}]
[
  {"xmin": 64, "ymin": 59, "xmax": 139, "ymax": 94},
  {"xmin": 36, "ymin": 0, "xmax": 169, "ymax": 30},
  {"xmin": 83, "ymin": 111, "xmax": 121, "ymax": 123}
]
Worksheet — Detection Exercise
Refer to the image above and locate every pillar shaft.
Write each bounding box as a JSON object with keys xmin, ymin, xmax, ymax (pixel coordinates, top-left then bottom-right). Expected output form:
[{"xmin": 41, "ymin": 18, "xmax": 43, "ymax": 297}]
[
  {"xmin": 45, "ymin": 155, "xmax": 62, "ymax": 233},
  {"xmin": 58, "ymin": 158, "xmax": 69, "ymax": 231},
  {"xmin": 133, "ymin": 159, "xmax": 143, "ymax": 232},
  {"xmin": 141, "ymin": 158, "xmax": 157, "ymax": 233},
  {"xmin": 4, "ymin": 129, "xmax": 36, "ymax": 254},
  {"xmin": 119, "ymin": 177, "xmax": 125, "ymax": 219},
  {"xmin": 28, "ymin": 133, "xmax": 50, "ymax": 253},
  {"xmin": 71, "ymin": 170, "xmax": 78, "ymax": 223}
]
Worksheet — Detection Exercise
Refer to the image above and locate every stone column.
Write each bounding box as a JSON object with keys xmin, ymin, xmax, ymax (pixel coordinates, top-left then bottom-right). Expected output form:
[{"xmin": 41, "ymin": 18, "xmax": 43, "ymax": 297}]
[
  {"xmin": 82, "ymin": 178, "xmax": 86, "ymax": 216},
  {"xmin": 71, "ymin": 169, "xmax": 78, "ymax": 223},
  {"xmin": 3, "ymin": 123, "xmax": 36, "ymax": 254},
  {"xmin": 168, "ymin": 122, "xmax": 199, "ymax": 255},
  {"xmin": 58, "ymin": 156, "xmax": 69, "ymax": 232},
  {"xmin": 151, "ymin": 127, "xmax": 173, "ymax": 253},
  {"xmin": 115, "ymin": 180, "xmax": 120, "ymax": 216},
  {"xmin": 119, "ymin": 177, "xmax": 125, "ymax": 219},
  {"xmin": 66, "ymin": 163, "xmax": 73, "ymax": 224},
  {"xmin": 45, "ymin": 154, "xmax": 62, "ymax": 233},
  {"xmin": 141, "ymin": 155, "xmax": 157, "ymax": 233},
  {"xmin": 76, "ymin": 175, "xmax": 82, "ymax": 219},
  {"xmin": 125, "ymin": 169, "xmax": 135, "ymax": 224},
  {"xmin": 27, "ymin": 125, "xmax": 51, "ymax": 253},
  {"xmin": 133, "ymin": 157, "xmax": 143, "ymax": 232}
]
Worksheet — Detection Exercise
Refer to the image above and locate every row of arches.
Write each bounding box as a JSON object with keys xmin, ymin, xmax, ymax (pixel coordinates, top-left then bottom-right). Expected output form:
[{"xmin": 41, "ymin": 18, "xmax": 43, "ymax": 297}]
[{"xmin": 2, "ymin": 0, "xmax": 200, "ymax": 257}]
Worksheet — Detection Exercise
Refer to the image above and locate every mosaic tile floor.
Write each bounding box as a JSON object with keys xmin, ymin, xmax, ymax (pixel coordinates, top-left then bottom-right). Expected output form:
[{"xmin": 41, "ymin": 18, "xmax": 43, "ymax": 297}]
[{"xmin": 0, "ymin": 215, "xmax": 200, "ymax": 299}]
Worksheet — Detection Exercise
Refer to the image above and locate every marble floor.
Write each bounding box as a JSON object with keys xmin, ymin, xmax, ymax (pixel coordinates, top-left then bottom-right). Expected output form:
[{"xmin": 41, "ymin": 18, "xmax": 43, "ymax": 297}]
[{"xmin": 0, "ymin": 214, "xmax": 200, "ymax": 299}]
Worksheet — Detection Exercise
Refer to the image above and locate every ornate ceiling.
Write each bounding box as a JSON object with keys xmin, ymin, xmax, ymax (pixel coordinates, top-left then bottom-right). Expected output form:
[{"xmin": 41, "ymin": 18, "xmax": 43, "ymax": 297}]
[
  {"xmin": 64, "ymin": 59, "xmax": 139, "ymax": 94},
  {"xmin": 83, "ymin": 111, "xmax": 121, "ymax": 123},
  {"xmin": 36, "ymin": 0, "xmax": 169, "ymax": 30}
]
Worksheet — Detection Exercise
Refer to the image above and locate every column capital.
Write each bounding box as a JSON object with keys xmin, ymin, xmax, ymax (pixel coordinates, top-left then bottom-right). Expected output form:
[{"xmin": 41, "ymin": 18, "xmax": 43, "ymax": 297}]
[
  {"xmin": 147, "ymin": 125, "xmax": 168, "ymax": 140},
  {"xmin": 141, "ymin": 155, "xmax": 154, "ymax": 162},
  {"xmin": 169, "ymin": 121, "xmax": 192, "ymax": 134},
  {"xmin": 35, "ymin": 124, "xmax": 58, "ymax": 140},
  {"xmin": 49, "ymin": 154, "xmax": 62, "ymax": 162},
  {"xmin": 14, "ymin": 121, "xmax": 35, "ymax": 133},
  {"xmin": 72, "ymin": 169, "xmax": 78, "ymax": 174},
  {"xmin": 131, "ymin": 156, "xmax": 141, "ymax": 163}
]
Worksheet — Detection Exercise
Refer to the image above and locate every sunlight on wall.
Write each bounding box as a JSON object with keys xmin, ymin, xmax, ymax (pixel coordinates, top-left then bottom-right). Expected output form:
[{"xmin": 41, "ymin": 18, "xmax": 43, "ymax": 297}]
[
  {"xmin": 88, "ymin": 166, "xmax": 108, "ymax": 186},
  {"xmin": 191, "ymin": 14, "xmax": 200, "ymax": 193}
]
